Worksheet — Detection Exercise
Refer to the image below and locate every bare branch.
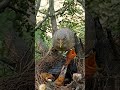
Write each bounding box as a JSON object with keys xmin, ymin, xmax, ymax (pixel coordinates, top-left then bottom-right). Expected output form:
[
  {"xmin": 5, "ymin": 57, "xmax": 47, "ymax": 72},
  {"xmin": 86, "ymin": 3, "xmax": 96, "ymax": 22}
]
[
  {"xmin": 75, "ymin": 13, "xmax": 85, "ymax": 22},
  {"xmin": 35, "ymin": 0, "xmax": 41, "ymax": 15},
  {"xmin": 37, "ymin": 2, "xmax": 69, "ymax": 16},
  {"xmin": 35, "ymin": 1, "xmax": 72, "ymax": 30},
  {"xmin": 49, "ymin": 0, "xmax": 58, "ymax": 34},
  {"xmin": 77, "ymin": 0, "xmax": 85, "ymax": 9},
  {"xmin": 55, "ymin": 4, "xmax": 68, "ymax": 16},
  {"xmin": 35, "ymin": 7, "xmax": 50, "ymax": 30}
]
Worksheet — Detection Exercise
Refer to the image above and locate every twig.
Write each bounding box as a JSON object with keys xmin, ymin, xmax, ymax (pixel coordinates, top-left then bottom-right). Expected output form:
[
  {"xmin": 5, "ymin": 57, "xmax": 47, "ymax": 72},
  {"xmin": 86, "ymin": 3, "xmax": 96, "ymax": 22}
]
[
  {"xmin": 77, "ymin": 0, "xmax": 85, "ymax": 9},
  {"xmin": 35, "ymin": 0, "xmax": 41, "ymax": 15},
  {"xmin": 35, "ymin": 7, "xmax": 50, "ymax": 30},
  {"xmin": 55, "ymin": 4, "xmax": 69, "ymax": 16},
  {"xmin": 35, "ymin": 1, "xmax": 72, "ymax": 30}
]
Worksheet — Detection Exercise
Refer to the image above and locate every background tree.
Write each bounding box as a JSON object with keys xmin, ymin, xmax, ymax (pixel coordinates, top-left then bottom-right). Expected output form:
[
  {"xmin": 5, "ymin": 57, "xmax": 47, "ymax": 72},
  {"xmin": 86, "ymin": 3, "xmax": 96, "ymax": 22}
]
[
  {"xmin": 35, "ymin": 0, "xmax": 85, "ymax": 89},
  {"xmin": 0, "ymin": 0, "xmax": 35, "ymax": 89},
  {"xmin": 85, "ymin": 0, "xmax": 120, "ymax": 89},
  {"xmin": 35, "ymin": 0, "xmax": 85, "ymax": 60}
]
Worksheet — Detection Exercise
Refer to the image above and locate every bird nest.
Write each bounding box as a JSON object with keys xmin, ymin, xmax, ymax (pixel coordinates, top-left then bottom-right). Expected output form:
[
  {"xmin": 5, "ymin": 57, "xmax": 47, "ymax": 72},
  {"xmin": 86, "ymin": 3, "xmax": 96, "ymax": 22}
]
[
  {"xmin": 0, "ymin": 63, "xmax": 35, "ymax": 90},
  {"xmin": 35, "ymin": 50, "xmax": 85, "ymax": 90}
]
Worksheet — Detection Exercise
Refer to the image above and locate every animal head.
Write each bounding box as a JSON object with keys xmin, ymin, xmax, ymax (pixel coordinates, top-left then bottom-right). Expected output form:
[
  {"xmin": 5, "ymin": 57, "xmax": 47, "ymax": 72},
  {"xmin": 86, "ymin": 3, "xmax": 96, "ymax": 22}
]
[{"xmin": 52, "ymin": 28, "xmax": 75, "ymax": 51}]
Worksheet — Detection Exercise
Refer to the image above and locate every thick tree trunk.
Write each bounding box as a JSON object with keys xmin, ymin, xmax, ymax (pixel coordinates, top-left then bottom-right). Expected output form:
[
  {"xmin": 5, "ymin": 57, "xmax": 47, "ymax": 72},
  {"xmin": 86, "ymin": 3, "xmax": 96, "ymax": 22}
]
[
  {"xmin": 85, "ymin": 11, "xmax": 120, "ymax": 89},
  {"xmin": 87, "ymin": 16, "xmax": 120, "ymax": 90},
  {"xmin": 35, "ymin": 0, "xmax": 41, "ymax": 15},
  {"xmin": 85, "ymin": 10, "xmax": 96, "ymax": 55},
  {"xmin": 94, "ymin": 17, "xmax": 112, "ymax": 75},
  {"xmin": 106, "ymin": 28, "xmax": 120, "ymax": 60}
]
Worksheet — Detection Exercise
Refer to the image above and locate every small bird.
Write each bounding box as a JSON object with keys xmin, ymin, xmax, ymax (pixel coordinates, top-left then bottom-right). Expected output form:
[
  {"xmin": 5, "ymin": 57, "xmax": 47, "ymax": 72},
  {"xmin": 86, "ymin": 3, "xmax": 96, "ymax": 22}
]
[{"xmin": 52, "ymin": 28, "xmax": 75, "ymax": 51}]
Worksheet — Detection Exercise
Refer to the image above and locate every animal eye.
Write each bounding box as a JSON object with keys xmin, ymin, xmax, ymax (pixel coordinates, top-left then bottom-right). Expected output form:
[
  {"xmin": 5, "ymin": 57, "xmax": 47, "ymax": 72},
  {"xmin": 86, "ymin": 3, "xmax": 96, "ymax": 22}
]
[{"xmin": 64, "ymin": 36, "xmax": 67, "ymax": 39}]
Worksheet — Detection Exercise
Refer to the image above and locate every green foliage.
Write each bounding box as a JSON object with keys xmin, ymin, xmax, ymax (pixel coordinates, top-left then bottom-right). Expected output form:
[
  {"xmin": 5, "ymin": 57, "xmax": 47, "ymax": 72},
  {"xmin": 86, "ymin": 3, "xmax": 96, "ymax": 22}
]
[
  {"xmin": 35, "ymin": 0, "xmax": 85, "ymax": 60},
  {"xmin": 35, "ymin": 27, "xmax": 52, "ymax": 60},
  {"xmin": 58, "ymin": 0, "xmax": 85, "ymax": 43}
]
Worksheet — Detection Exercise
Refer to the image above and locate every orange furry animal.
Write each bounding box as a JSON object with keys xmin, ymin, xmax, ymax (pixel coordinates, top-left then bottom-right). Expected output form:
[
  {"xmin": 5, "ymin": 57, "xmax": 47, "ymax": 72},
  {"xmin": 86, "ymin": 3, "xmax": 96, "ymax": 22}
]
[
  {"xmin": 85, "ymin": 52, "xmax": 97, "ymax": 79},
  {"xmin": 65, "ymin": 49, "xmax": 77, "ymax": 65}
]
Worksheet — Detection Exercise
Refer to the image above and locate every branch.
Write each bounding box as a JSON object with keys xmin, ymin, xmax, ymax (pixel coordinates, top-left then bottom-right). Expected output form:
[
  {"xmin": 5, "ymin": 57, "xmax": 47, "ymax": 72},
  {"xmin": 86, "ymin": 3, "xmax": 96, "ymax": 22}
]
[
  {"xmin": 77, "ymin": 0, "xmax": 85, "ymax": 9},
  {"xmin": 75, "ymin": 13, "xmax": 85, "ymax": 22},
  {"xmin": 55, "ymin": 5, "xmax": 68, "ymax": 16},
  {"xmin": 37, "ymin": 2, "xmax": 69, "ymax": 16},
  {"xmin": 35, "ymin": 0, "xmax": 41, "ymax": 15},
  {"xmin": 0, "ymin": 58, "xmax": 16, "ymax": 71},
  {"xmin": 35, "ymin": 8, "xmax": 50, "ymax": 30},
  {"xmin": 35, "ymin": 1, "xmax": 72, "ymax": 30},
  {"xmin": 106, "ymin": 28, "xmax": 120, "ymax": 59},
  {"xmin": 49, "ymin": 0, "xmax": 58, "ymax": 34},
  {"xmin": 0, "ymin": 0, "xmax": 10, "ymax": 10}
]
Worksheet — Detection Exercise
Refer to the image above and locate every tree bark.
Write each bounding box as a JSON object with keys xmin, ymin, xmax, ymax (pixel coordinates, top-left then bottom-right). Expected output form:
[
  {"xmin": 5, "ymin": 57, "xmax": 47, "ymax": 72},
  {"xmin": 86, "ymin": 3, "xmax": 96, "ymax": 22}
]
[
  {"xmin": 85, "ymin": 10, "xmax": 96, "ymax": 55},
  {"xmin": 49, "ymin": 0, "xmax": 58, "ymax": 35},
  {"xmin": 35, "ymin": 0, "xmax": 41, "ymax": 15},
  {"xmin": 106, "ymin": 28, "xmax": 120, "ymax": 60}
]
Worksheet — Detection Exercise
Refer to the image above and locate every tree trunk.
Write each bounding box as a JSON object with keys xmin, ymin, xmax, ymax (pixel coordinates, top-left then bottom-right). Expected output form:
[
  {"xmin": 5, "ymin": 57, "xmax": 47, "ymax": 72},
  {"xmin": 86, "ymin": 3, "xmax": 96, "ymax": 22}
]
[
  {"xmin": 85, "ymin": 10, "xmax": 96, "ymax": 55},
  {"xmin": 49, "ymin": 0, "xmax": 58, "ymax": 35}
]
